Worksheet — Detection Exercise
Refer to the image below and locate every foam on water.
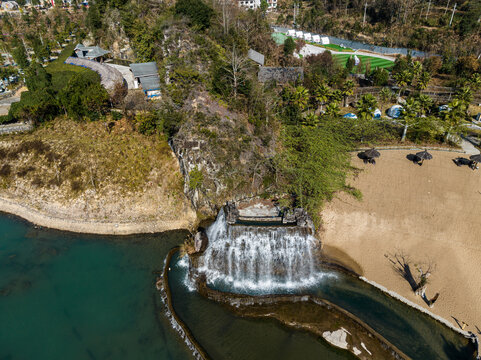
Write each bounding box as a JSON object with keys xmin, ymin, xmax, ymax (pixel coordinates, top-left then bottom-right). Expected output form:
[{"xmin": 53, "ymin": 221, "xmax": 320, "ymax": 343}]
[{"xmin": 196, "ymin": 209, "xmax": 334, "ymax": 293}]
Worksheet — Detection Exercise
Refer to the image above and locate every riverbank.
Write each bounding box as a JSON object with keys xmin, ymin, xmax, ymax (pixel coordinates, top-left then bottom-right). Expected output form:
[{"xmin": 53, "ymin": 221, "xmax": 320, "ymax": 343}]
[
  {"xmin": 0, "ymin": 119, "xmax": 197, "ymax": 235},
  {"xmin": 0, "ymin": 195, "xmax": 194, "ymax": 235},
  {"xmin": 321, "ymin": 149, "xmax": 481, "ymax": 332}
]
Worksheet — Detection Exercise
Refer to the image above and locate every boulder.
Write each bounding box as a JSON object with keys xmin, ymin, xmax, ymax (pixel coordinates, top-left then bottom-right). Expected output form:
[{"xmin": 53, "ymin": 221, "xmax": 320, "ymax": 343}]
[{"xmin": 194, "ymin": 230, "xmax": 208, "ymax": 253}]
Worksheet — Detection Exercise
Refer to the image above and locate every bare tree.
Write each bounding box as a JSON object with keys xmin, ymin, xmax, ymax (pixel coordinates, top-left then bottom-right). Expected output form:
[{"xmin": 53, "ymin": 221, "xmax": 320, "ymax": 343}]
[
  {"xmin": 386, "ymin": 250, "xmax": 436, "ymax": 296},
  {"xmin": 225, "ymin": 46, "xmax": 250, "ymax": 100}
]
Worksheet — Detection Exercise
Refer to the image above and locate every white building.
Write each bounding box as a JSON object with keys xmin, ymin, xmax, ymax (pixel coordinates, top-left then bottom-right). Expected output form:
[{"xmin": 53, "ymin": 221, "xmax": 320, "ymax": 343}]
[
  {"xmin": 238, "ymin": 0, "xmax": 276, "ymax": 9},
  {"xmin": 303, "ymin": 33, "xmax": 312, "ymax": 41},
  {"xmin": 320, "ymin": 36, "xmax": 330, "ymax": 45},
  {"xmin": 295, "ymin": 31, "xmax": 303, "ymax": 38},
  {"xmin": 312, "ymin": 35, "xmax": 321, "ymax": 43},
  {"xmin": 287, "ymin": 29, "xmax": 296, "ymax": 37}
]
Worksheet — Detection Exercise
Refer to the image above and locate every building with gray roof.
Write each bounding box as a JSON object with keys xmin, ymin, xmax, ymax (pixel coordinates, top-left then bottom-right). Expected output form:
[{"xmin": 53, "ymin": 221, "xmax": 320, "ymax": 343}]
[
  {"xmin": 74, "ymin": 44, "xmax": 110, "ymax": 62},
  {"xmin": 129, "ymin": 62, "xmax": 161, "ymax": 98}
]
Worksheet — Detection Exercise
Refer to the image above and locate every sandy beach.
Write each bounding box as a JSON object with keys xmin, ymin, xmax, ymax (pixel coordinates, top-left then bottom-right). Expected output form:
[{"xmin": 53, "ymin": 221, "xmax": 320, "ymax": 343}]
[{"xmin": 321, "ymin": 149, "xmax": 481, "ymax": 332}]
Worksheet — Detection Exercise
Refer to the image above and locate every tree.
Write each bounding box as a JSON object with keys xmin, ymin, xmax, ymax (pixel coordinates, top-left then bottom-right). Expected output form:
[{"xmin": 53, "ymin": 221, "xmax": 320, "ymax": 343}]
[
  {"xmin": 325, "ymin": 102, "xmax": 340, "ymax": 117},
  {"xmin": 175, "ymin": 0, "xmax": 214, "ymax": 30},
  {"xmin": 58, "ymin": 72, "xmax": 109, "ymax": 121},
  {"xmin": 441, "ymin": 99, "xmax": 467, "ymax": 143},
  {"xmin": 370, "ymin": 67, "xmax": 389, "ymax": 86},
  {"xmin": 313, "ymin": 82, "xmax": 330, "ymax": 112},
  {"xmin": 400, "ymin": 97, "xmax": 420, "ymax": 141},
  {"xmin": 415, "ymin": 93, "xmax": 433, "ymax": 115},
  {"xmin": 379, "ymin": 87, "xmax": 393, "ymax": 114},
  {"xmin": 356, "ymin": 94, "xmax": 378, "ymax": 121},
  {"xmin": 416, "ymin": 71, "xmax": 431, "ymax": 91},
  {"xmin": 225, "ymin": 46, "xmax": 249, "ymax": 100},
  {"xmin": 11, "ymin": 41, "xmax": 29, "ymax": 69},
  {"xmin": 25, "ymin": 63, "xmax": 52, "ymax": 92},
  {"xmin": 393, "ymin": 69, "xmax": 412, "ymax": 97},
  {"xmin": 283, "ymin": 37, "xmax": 296, "ymax": 57},
  {"xmin": 340, "ymin": 79, "xmax": 355, "ymax": 107},
  {"xmin": 468, "ymin": 73, "xmax": 481, "ymax": 92},
  {"xmin": 292, "ymin": 86, "xmax": 309, "ymax": 111},
  {"xmin": 260, "ymin": 0, "xmax": 268, "ymax": 13}
]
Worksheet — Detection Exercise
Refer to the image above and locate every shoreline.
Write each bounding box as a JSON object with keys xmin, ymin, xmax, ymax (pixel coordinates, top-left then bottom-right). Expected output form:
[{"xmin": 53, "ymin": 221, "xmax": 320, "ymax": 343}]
[{"xmin": 0, "ymin": 196, "xmax": 195, "ymax": 235}]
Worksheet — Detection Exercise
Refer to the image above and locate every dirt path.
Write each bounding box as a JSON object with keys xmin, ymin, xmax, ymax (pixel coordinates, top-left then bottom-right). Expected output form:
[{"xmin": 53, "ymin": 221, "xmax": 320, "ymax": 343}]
[{"xmin": 321, "ymin": 149, "xmax": 481, "ymax": 333}]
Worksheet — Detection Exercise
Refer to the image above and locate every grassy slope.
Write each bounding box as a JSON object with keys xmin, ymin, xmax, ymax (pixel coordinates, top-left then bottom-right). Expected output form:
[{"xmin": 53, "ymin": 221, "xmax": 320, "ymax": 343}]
[
  {"xmin": 46, "ymin": 43, "xmax": 96, "ymax": 91},
  {"xmin": 1, "ymin": 118, "xmax": 180, "ymax": 193}
]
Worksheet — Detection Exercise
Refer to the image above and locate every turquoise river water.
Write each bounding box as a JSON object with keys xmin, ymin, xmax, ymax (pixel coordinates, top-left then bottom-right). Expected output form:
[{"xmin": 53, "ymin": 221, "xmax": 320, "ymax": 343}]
[{"xmin": 0, "ymin": 213, "xmax": 477, "ymax": 359}]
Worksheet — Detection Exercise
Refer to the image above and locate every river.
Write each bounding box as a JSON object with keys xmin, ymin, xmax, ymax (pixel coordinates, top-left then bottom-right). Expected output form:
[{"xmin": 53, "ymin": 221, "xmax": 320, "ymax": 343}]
[{"xmin": 0, "ymin": 213, "xmax": 476, "ymax": 359}]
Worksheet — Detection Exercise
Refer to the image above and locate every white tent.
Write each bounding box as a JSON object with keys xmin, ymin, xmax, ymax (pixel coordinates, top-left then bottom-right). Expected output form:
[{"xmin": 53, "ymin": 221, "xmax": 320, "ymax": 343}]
[
  {"xmin": 287, "ymin": 29, "xmax": 296, "ymax": 37},
  {"xmin": 295, "ymin": 31, "xmax": 303, "ymax": 38},
  {"xmin": 312, "ymin": 35, "xmax": 321, "ymax": 43},
  {"xmin": 320, "ymin": 36, "xmax": 330, "ymax": 45},
  {"xmin": 303, "ymin": 33, "xmax": 312, "ymax": 41}
]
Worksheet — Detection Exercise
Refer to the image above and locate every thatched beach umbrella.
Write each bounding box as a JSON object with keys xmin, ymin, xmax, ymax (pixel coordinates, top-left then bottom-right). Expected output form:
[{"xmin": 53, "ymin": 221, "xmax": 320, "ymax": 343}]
[
  {"xmin": 415, "ymin": 150, "xmax": 433, "ymax": 165},
  {"xmin": 364, "ymin": 148, "xmax": 381, "ymax": 159},
  {"xmin": 469, "ymin": 154, "xmax": 481, "ymax": 163}
]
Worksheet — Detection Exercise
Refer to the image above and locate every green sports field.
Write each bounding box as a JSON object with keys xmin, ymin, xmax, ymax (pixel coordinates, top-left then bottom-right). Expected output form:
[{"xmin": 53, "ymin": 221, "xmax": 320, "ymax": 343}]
[{"xmin": 333, "ymin": 53, "xmax": 394, "ymax": 71}]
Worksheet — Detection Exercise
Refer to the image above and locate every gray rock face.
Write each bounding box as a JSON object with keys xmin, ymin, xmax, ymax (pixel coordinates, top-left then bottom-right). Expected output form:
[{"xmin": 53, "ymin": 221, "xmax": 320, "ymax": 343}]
[
  {"xmin": 225, "ymin": 202, "xmax": 239, "ymax": 225},
  {"xmin": 194, "ymin": 230, "xmax": 208, "ymax": 253},
  {"xmin": 258, "ymin": 67, "xmax": 304, "ymax": 83}
]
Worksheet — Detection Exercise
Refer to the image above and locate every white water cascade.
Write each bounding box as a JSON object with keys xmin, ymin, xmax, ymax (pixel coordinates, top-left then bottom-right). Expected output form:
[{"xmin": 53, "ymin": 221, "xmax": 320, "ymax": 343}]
[{"xmin": 196, "ymin": 209, "xmax": 331, "ymax": 292}]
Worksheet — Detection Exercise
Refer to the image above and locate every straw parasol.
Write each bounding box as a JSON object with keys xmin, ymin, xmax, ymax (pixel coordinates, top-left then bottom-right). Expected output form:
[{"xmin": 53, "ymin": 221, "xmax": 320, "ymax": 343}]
[
  {"xmin": 364, "ymin": 148, "xmax": 381, "ymax": 159},
  {"xmin": 469, "ymin": 154, "xmax": 481, "ymax": 163},
  {"xmin": 415, "ymin": 150, "xmax": 433, "ymax": 165}
]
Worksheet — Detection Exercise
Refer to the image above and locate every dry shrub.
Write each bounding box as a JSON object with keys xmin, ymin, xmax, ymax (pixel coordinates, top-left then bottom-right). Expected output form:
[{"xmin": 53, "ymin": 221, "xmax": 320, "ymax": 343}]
[
  {"xmin": 70, "ymin": 180, "xmax": 84, "ymax": 193},
  {"xmin": 31, "ymin": 176, "xmax": 44, "ymax": 187},
  {"xmin": 16, "ymin": 166, "xmax": 36, "ymax": 178},
  {"xmin": 68, "ymin": 164, "xmax": 85, "ymax": 180},
  {"xmin": 0, "ymin": 148, "xmax": 7, "ymax": 160},
  {"xmin": 0, "ymin": 164, "xmax": 12, "ymax": 178},
  {"xmin": 48, "ymin": 176, "xmax": 63, "ymax": 187}
]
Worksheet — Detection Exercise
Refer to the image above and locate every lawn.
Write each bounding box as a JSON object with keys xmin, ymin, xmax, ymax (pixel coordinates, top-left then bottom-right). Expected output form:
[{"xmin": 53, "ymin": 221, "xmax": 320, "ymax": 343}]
[
  {"xmin": 333, "ymin": 53, "xmax": 394, "ymax": 71},
  {"xmin": 46, "ymin": 43, "xmax": 96, "ymax": 91}
]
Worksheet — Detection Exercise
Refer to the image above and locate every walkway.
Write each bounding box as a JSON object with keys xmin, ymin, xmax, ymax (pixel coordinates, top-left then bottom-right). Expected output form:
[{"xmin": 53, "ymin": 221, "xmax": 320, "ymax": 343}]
[
  {"xmin": 105, "ymin": 63, "xmax": 135, "ymax": 89},
  {"xmin": 298, "ymin": 43, "xmax": 396, "ymax": 62}
]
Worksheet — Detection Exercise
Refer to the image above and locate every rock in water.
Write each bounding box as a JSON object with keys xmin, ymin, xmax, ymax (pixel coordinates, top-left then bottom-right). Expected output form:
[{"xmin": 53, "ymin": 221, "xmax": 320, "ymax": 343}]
[{"xmin": 194, "ymin": 230, "xmax": 208, "ymax": 253}]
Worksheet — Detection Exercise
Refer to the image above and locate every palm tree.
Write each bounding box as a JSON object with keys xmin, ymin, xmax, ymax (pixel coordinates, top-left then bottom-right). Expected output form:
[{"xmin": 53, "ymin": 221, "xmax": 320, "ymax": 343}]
[
  {"xmin": 416, "ymin": 93, "xmax": 433, "ymax": 115},
  {"xmin": 292, "ymin": 86, "xmax": 310, "ymax": 111},
  {"xmin": 329, "ymin": 89, "xmax": 343, "ymax": 104},
  {"xmin": 393, "ymin": 69, "xmax": 412, "ymax": 97},
  {"xmin": 455, "ymin": 86, "xmax": 473, "ymax": 105},
  {"xmin": 379, "ymin": 87, "xmax": 393, "ymax": 114},
  {"xmin": 341, "ymin": 80, "xmax": 356, "ymax": 107},
  {"xmin": 400, "ymin": 97, "xmax": 420, "ymax": 142},
  {"xmin": 341, "ymin": 80, "xmax": 355, "ymax": 107},
  {"xmin": 411, "ymin": 61, "xmax": 423, "ymax": 78},
  {"xmin": 469, "ymin": 73, "xmax": 481, "ymax": 91},
  {"xmin": 441, "ymin": 99, "xmax": 467, "ymax": 143},
  {"xmin": 356, "ymin": 94, "xmax": 378, "ymax": 121},
  {"xmin": 325, "ymin": 102, "xmax": 340, "ymax": 117},
  {"xmin": 416, "ymin": 71, "xmax": 431, "ymax": 91},
  {"xmin": 313, "ymin": 82, "xmax": 330, "ymax": 112},
  {"xmin": 302, "ymin": 112, "xmax": 320, "ymax": 127}
]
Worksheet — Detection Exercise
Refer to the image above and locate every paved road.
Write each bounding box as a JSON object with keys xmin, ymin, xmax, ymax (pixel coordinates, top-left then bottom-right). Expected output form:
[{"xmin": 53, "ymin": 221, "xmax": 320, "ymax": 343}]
[
  {"xmin": 105, "ymin": 63, "xmax": 135, "ymax": 89},
  {"xmin": 0, "ymin": 94, "xmax": 21, "ymax": 116}
]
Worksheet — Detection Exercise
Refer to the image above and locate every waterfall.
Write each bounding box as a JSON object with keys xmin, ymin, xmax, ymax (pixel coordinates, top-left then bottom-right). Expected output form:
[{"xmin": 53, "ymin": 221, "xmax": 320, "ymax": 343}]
[{"xmin": 196, "ymin": 209, "xmax": 330, "ymax": 292}]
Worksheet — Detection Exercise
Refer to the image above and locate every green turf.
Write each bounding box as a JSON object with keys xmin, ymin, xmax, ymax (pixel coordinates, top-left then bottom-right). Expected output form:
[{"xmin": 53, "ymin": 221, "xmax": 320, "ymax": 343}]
[
  {"xmin": 333, "ymin": 53, "xmax": 394, "ymax": 71},
  {"xmin": 46, "ymin": 43, "xmax": 96, "ymax": 91},
  {"xmin": 272, "ymin": 32, "xmax": 288, "ymax": 45},
  {"xmin": 314, "ymin": 43, "xmax": 353, "ymax": 52}
]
